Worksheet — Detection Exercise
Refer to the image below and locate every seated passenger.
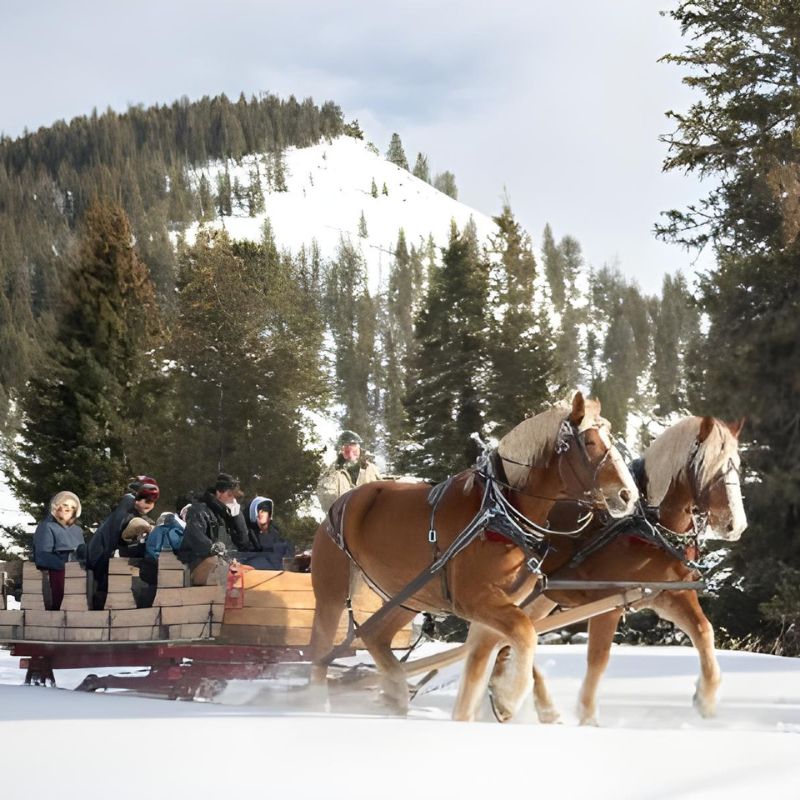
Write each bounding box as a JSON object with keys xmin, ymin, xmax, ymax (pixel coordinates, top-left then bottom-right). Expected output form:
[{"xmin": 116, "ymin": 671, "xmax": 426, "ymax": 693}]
[
  {"xmin": 139, "ymin": 507, "xmax": 188, "ymax": 587},
  {"xmin": 239, "ymin": 496, "xmax": 295, "ymax": 571},
  {"xmin": 177, "ymin": 473, "xmax": 249, "ymax": 586},
  {"xmin": 32, "ymin": 491, "xmax": 84, "ymax": 610},
  {"xmin": 86, "ymin": 476, "xmax": 159, "ymax": 609}
]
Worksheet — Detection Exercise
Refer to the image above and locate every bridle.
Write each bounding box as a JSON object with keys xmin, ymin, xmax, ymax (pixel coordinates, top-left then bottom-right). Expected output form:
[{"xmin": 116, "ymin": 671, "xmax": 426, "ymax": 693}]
[{"xmin": 497, "ymin": 419, "xmax": 619, "ymax": 513}]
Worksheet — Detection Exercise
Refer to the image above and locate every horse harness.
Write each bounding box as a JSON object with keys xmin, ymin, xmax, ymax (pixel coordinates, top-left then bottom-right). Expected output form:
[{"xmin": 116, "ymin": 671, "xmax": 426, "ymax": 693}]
[{"xmin": 320, "ymin": 420, "xmax": 604, "ymax": 664}]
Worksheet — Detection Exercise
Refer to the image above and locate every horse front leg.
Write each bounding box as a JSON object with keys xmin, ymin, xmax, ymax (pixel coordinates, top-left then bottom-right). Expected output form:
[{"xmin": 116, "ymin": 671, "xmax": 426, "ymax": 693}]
[
  {"xmin": 577, "ymin": 608, "xmax": 623, "ymax": 726},
  {"xmin": 648, "ymin": 590, "xmax": 721, "ymax": 718},
  {"xmin": 463, "ymin": 599, "xmax": 538, "ymax": 723},
  {"xmin": 452, "ymin": 622, "xmax": 503, "ymax": 721}
]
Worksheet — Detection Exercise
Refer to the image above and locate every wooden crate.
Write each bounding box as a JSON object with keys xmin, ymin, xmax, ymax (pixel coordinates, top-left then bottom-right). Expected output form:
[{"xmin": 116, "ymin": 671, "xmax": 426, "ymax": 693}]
[
  {"xmin": 63, "ymin": 576, "xmax": 88, "ymax": 595},
  {"xmin": 20, "ymin": 595, "xmax": 45, "ymax": 610},
  {"xmin": 156, "ymin": 570, "xmax": 185, "ymax": 588},
  {"xmin": 108, "ymin": 559, "xmax": 139, "ymax": 576},
  {"xmin": 24, "ymin": 610, "xmax": 65, "ymax": 627},
  {"xmin": 0, "ymin": 610, "xmax": 23, "ymax": 626},
  {"xmin": 63, "ymin": 627, "xmax": 109, "ymax": 642},
  {"xmin": 111, "ymin": 625, "xmax": 165, "ymax": 642}
]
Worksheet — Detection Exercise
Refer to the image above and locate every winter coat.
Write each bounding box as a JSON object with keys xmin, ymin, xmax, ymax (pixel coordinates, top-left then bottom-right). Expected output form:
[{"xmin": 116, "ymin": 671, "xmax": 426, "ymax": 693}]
[
  {"xmin": 86, "ymin": 494, "xmax": 138, "ymax": 569},
  {"xmin": 32, "ymin": 514, "xmax": 84, "ymax": 572},
  {"xmin": 316, "ymin": 458, "xmax": 381, "ymax": 513},
  {"xmin": 177, "ymin": 490, "xmax": 249, "ymax": 568},
  {"xmin": 238, "ymin": 520, "xmax": 295, "ymax": 570}
]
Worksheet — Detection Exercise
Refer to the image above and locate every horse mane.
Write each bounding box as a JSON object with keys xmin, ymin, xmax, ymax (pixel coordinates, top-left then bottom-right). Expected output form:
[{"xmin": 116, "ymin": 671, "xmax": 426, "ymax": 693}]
[
  {"xmin": 496, "ymin": 398, "xmax": 604, "ymax": 489},
  {"xmin": 643, "ymin": 416, "xmax": 739, "ymax": 506}
]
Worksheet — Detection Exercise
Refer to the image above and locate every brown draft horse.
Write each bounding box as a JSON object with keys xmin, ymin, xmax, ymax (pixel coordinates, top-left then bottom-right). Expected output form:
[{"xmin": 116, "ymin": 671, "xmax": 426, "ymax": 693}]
[
  {"xmin": 308, "ymin": 393, "xmax": 639, "ymax": 716},
  {"xmin": 456, "ymin": 415, "xmax": 747, "ymax": 724}
]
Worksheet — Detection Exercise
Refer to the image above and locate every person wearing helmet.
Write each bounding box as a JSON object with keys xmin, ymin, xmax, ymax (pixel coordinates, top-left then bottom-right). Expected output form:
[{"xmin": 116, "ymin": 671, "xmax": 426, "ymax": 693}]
[
  {"xmin": 32, "ymin": 491, "xmax": 84, "ymax": 610},
  {"xmin": 316, "ymin": 430, "xmax": 381, "ymax": 513},
  {"xmin": 86, "ymin": 476, "xmax": 159, "ymax": 609}
]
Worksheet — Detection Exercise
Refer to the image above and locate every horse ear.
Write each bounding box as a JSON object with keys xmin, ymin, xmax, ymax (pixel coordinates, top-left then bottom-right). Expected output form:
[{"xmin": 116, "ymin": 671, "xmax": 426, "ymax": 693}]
[
  {"xmin": 569, "ymin": 391, "xmax": 585, "ymax": 424},
  {"xmin": 698, "ymin": 416, "xmax": 715, "ymax": 443},
  {"xmin": 728, "ymin": 417, "xmax": 745, "ymax": 439}
]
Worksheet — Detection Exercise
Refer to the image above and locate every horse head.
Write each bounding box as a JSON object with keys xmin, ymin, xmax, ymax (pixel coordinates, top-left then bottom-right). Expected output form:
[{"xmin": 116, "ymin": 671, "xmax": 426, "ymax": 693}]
[
  {"xmin": 497, "ymin": 392, "xmax": 639, "ymax": 520},
  {"xmin": 644, "ymin": 416, "xmax": 747, "ymax": 541}
]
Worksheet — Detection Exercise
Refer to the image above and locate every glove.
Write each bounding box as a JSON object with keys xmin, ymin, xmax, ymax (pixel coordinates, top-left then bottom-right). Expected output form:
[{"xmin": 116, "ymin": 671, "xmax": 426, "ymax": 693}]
[{"xmin": 210, "ymin": 541, "xmax": 227, "ymax": 557}]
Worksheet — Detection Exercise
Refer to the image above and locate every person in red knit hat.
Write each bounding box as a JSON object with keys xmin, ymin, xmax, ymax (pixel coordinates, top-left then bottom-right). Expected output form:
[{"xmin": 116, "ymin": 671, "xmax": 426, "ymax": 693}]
[{"xmin": 86, "ymin": 475, "xmax": 160, "ymax": 609}]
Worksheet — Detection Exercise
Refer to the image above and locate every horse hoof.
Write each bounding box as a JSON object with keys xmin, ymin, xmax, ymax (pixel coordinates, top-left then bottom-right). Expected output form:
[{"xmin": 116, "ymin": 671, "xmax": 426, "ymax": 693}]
[
  {"xmin": 693, "ymin": 692, "xmax": 717, "ymax": 718},
  {"xmin": 579, "ymin": 716, "xmax": 599, "ymax": 727},
  {"xmin": 489, "ymin": 688, "xmax": 514, "ymax": 723},
  {"xmin": 536, "ymin": 706, "xmax": 562, "ymax": 725}
]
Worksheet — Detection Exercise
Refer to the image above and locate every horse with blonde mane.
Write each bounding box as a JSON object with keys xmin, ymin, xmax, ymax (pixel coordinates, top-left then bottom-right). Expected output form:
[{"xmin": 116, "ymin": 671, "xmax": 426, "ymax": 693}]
[
  {"xmin": 456, "ymin": 415, "xmax": 746, "ymax": 724},
  {"xmin": 308, "ymin": 393, "xmax": 639, "ymax": 717}
]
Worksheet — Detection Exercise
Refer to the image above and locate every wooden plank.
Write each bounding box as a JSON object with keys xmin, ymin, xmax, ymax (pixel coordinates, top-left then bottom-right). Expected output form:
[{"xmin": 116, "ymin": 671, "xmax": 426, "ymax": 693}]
[
  {"xmin": 64, "ymin": 563, "xmax": 87, "ymax": 577},
  {"xmin": 168, "ymin": 623, "xmax": 220, "ymax": 640},
  {"xmin": 111, "ymin": 608, "xmax": 161, "ymax": 627},
  {"xmin": 241, "ymin": 570, "xmax": 312, "ymax": 591},
  {"xmin": 24, "ymin": 610, "xmax": 65, "ymax": 627},
  {"xmin": 156, "ymin": 570, "xmax": 185, "ymax": 588},
  {"xmin": 65, "ymin": 610, "xmax": 110, "ymax": 628},
  {"xmin": 111, "ymin": 625, "xmax": 165, "ymax": 642},
  {"xmin": 108, "ymin": 559, "xmax": 139, "ymax": 576},
  {"xmin": 223, "ymin": 607, "xmax": 318, "ymax": 627},
  {"xmin": 60, "ymin": 595, "xmax": 89, "ymax": 611},
  {"xmin": 157, "ymin": 552, "xmax": 183, "ymax": 568},
  {"xmin": 104, "ymin": 593, "xmax": 136, "ymax": 609},
  {"xmin": 160, "ymin": 604, "xmax": 224, "ymax": 625},
  {"xmin": 154, "ymin": 586, "xmax": 225, "ymax": 606},
  {"xmin": 22, "ymin": 626, "xmax": 63, "ymax": 641},
  {"xmin": 22, "ymin": 561, "xmax": 39, "ymax": 578},
  {"xmin": 20, "ymin": 595, "xmax": 45, "ymax": 610},
  {"xmin": 0, "ymin": 610, "xmax": 23, "ymax": 625},
  {"xmin": 63, "ymin": 627, "xmax": 109, "ymax": 642},
  {"xmin": 219, "ymin": 625, "xmax": 312, "ymax": 647},
  {"xmin": 242, "ymin": 589, "xmax": 317, "ymax": 609},
  {"xmin": 63, "ymin": 578, "xmax": 88, "ymax": 595},
  {"xmin": 0, "ymin": 625, "xmax": 20, "ymax": 639},
  {"xmin": 108, "ymin": 575, "xmax": 134, "ymax": 593}
]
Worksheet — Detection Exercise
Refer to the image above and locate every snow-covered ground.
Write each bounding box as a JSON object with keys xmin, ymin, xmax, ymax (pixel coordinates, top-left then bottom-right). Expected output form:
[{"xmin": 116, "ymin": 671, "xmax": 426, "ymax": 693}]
[{"xmin": 1, "ymin": 641, "xmax": 798, "ymax": 798}]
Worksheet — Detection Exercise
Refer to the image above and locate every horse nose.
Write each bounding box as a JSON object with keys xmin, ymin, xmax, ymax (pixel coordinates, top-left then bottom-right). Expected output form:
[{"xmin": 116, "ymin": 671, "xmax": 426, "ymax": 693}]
[
  {"xmin": 727, "ymin": 520, "xmax": 735, "ymax": 532},
  {"xmin": 619, "ymin": 488, "xmax": 632, "ymax": 505}
]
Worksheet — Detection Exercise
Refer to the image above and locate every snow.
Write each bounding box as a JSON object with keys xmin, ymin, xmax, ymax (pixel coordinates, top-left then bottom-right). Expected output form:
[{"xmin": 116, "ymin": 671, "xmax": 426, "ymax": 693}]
[
  {"xmin": 0, "ymin": 470, "xmax": 34, "ymax": 554},
  {"xmin": 186, "ymin": 136, "xmax": 498, "ymax": 294},
  {"xmin": 1, "ymin": 641, "xmax": 798, "ymax": 798}
]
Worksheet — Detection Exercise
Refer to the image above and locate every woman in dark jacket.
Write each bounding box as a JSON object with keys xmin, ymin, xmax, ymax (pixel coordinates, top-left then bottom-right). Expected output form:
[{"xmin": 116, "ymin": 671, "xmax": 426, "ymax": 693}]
[
  {"xmin": 239, "ymin": 496, "xmax": 295, "ymax": 571},
  {"xmin": 33, "ymin": 491, "xmax": 84, "ymax": 610},
  {"xmin": 86, "ymin": 476, "xmax": 159, "ymax": 609}
]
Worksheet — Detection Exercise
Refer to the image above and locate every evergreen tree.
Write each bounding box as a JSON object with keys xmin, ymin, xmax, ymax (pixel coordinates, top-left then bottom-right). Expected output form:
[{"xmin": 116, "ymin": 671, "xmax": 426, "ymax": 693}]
[
  {"xmin": 246, "ymin": 166, "xmax": 265, "ymax": 216},
  {"xmin": 412, "ymin": 153, "xmax": 431, "ymax": 183},
  {"xmin": 433, "ymin": 171, "xmax": 458, "ymax": 200},
  {"xmin": 385, "ymin": 133, "xmax": 409, "ymax": 170},
  {"xmin": 370, "ymin": 178, "xmax": 378, "ymax": 198},
  {"xmin": 358, "ymin": 211, "xmax": 368, "ymax": 238},
  {"xmin": 541, "ymin": 223, "xmax": 565, "ymax": 310},
  {"xmin": 325, "ymin": 239, "xmax": 377, "ymax": 439},
  {"xmin": 486, "ymin": 205, "xmax": 554, "ymax": 436},
  {"xmin": 6, "ymin": 203, "xmax": 160, "ymax": 525},
  {"xmin": 216, "ymin": 169, "xmax": 232, "ymax": 216},
  {"xmin": 400, "ymin": 221, "xmax": 489, "ymax": 481},
  {"xmin": 659, "ymin": 1, "xmax": 800, "ymax": 648},
  {"xmin": 197, "ymin": 174, "xmax": 214, "ymax": 221},
  {"xmin": 382, "ymin": 182, "xmax": 388, "ymax": 196}
]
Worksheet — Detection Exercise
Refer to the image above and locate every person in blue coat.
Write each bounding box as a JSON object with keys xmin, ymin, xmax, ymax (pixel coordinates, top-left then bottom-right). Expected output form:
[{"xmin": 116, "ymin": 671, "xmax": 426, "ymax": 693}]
[
  {"xmin": 33, "ymin": 491, "xmax": 84, "ymax": 610},
  {"xmin": 239, "ymin": 496, "xmax": 295, "ymax": 570},
  {"xmin": 86, "ymin": 476, "xmax": 159, "ymax": 609}
]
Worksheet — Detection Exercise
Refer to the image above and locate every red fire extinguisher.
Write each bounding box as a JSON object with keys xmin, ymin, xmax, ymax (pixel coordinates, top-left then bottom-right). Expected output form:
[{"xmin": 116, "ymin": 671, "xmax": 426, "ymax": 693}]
[{"xmin": 225, "ymin": 560, "xmax": 253, "ymax": 609}]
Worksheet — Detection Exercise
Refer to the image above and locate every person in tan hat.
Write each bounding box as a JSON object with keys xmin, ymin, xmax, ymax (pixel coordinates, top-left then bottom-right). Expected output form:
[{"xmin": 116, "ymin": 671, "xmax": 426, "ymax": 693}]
[
  {"xmin": 316, "ymin": 430, "xmax": 381, "ymax": 512},
  {"xmin": 177, "ymin": 472, "xmax": 250, "ymax": 585},
  {"xmin": 33, "ymin": 491, "xmax": 84, "ymax": 610}
]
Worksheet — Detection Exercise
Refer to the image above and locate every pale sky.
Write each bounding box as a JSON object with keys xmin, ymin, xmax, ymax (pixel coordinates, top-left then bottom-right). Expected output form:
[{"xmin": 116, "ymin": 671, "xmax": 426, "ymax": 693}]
[{"xmin": 1, "ymin": 0, "xmax": 709, "ymax": 293}]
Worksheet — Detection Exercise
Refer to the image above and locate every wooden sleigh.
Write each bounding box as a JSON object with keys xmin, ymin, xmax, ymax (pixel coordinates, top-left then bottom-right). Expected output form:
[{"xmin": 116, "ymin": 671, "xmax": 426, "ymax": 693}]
[{"xmin": 0, "ymin": 553, "xmax": 412, "ymax": 697}]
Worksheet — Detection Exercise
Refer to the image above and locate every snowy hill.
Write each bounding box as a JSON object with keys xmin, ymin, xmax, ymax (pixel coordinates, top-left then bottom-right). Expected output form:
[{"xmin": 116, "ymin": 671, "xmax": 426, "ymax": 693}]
[
  {"xmin": 186, "ymin": 135, "xmax": 498, "ymax": 292},
  {"xmin": 1, "ymin": 642, "xmax": 799, "ymax": 798}
]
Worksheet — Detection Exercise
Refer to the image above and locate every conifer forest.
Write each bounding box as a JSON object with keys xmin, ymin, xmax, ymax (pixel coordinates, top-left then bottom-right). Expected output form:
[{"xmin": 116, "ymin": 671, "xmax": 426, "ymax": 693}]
[{"xmin": 2, "ymin": 2, "xmax": 800, "ymax": 653}]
